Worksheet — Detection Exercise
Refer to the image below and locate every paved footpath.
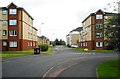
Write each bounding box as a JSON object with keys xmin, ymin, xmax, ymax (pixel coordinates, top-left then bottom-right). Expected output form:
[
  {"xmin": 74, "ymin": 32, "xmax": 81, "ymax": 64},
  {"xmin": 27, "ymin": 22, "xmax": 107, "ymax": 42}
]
[{"xmin": 2, "ymin": 46, "xmax": 119, "ymax": 79}]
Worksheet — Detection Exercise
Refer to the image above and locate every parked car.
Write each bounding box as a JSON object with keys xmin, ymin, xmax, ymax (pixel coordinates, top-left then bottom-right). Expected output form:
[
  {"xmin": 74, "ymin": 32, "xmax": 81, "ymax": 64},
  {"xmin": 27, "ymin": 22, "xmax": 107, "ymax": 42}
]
[{"xmin": 71, "ymin": 45, "xmax": 78, "ymax": 48}]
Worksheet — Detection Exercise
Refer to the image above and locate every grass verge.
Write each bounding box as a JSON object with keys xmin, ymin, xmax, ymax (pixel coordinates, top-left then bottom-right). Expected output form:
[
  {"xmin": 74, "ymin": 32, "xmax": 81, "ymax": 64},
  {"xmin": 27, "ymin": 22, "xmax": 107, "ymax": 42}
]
[
  {"xmin": 1, "ymin": 46, "xmax": 55, "ymax": 59},
  {"xmin": 74, "ymin": 48, "xmax": 115, "ymax": 53},
  {"xmin": 97, "ymin": 59, "xmax": 119, "ymax": 79}
]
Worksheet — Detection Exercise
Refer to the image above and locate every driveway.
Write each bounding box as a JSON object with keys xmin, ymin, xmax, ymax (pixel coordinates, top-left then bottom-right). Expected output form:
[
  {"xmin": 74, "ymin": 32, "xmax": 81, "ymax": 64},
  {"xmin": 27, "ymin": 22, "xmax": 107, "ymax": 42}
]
[{"xmin": 2, "ymin": 46, "xmax": 118, "ymax": 79}]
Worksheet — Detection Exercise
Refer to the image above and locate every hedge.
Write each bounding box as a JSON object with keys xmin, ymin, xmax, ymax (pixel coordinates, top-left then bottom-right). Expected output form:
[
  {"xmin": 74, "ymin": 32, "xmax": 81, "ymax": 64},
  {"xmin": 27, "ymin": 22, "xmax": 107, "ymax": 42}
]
[{"xmin": 39, "ymin": 44, "xmax": 48, "ymax": 51}]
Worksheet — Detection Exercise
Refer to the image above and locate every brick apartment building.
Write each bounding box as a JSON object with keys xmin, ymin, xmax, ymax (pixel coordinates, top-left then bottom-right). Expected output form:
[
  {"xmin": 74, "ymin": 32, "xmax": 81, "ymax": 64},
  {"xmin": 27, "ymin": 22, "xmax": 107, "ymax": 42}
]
[
  {"xmin": 79, "ymin": 9, "xmax": 114, "ymax": 50},
  {"xmin": 0, "ymin": 2, "xmax": 38, "ymax": 51}
]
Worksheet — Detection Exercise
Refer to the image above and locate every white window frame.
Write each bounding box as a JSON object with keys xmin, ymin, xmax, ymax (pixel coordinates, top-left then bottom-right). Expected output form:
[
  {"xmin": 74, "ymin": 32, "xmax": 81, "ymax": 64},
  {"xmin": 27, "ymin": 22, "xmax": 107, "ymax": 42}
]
[
  {"xmin": 9, "ymin": 9, "xmax": 17, "ymax": 14},
  {"xmin": 28, "ymin": 42, "xmax": 30, "ymax": 46},
  {"xmin": 3, "ymin": 30, "xmax": 7, "ymax": 36},
  {"xmin": 28, "ymin": 34, "xmax": 32, "ymax": 39},
  {"xmin": 83, "ymin": 43, "xmax": 85, "ymax": 46},
  {"xmin": 28, "ymin": 42, "xmax": 32, "ymax": 46},
  {"xmin": 96, "ymin": 15, "xmax": 103, "ymax": 19},
  {"xmin": 9, "ymin": 30, "xmax": 17, "ymax": 36},
  {"xmin": 81, "ymin": 43, "xmax": 82, "ymax": 47},
  {"xmin": 96, "ymin": 33, "xmax": 103, "ymax": 38},
  {"xmin": 96, "ymin": 24, "xmax": 103, "ymax": 29},
  {"xmin": 9, "ymin": 20, "xmax": 17, "ymax": 25},
  {"xmin": 104, "ymin": 24, "xmax": 109, "ymax": 29},
  {"xmin": 30, "ymin": 42, "xmax": 32, "ymax": 46},
  {"xmin": 105, "ymin": 42, "xmax": 109, "ymax": 46},
  {"xmin": 2, "ymin": 9, "xmax": 7, "ymax": 15},
  {"xmin": 3, "ymin": 20, "xmax": 7, "ymax": 26},
  {"xmin": 96, "ymin": 42, "xmax": 103, "ymax": 47},
  {"xmin": 10, "ymin": 41, "xmax": 17, "ymax": 47},
  {"xmin": 3, "ymin": 41, "xmax": 7, "ymax": 46},
  {"xmin": 86, "ymin": 42, "xmax": 87, "ymax": 46},
  {"xmin": 104, "ymin": 16, "xmax": 108, "ymax": 20}
]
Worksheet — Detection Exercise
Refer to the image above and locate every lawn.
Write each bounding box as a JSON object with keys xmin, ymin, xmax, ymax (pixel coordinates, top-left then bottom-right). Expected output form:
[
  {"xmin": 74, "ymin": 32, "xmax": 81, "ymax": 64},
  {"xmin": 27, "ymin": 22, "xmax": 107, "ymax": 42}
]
[
  {"xmin": 0, "ymin": 46, "xmax": 55, "ymax": 59},
  {"xmin": 74, "ymin": 48, "xmax": 115, "ymax": 53},
  {"xmin": 97, "ymin": 59, "xmax": 119, "ymax": 79}
]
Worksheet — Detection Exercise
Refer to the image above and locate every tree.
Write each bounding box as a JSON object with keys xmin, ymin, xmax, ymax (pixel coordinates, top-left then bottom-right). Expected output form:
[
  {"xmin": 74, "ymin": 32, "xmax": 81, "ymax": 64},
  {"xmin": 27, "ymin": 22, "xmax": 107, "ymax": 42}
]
[
  {"xmin": 54, "ymin": 38, "xmax": 66, "ymax": 45},
  {"xmin": 54, "ymin": 38, "xmax": 60, "ymax": 45},
  {"xmin": 107, "ymin": 14, "xmax": 120, "ymax": 50},
  {"xmin": 59, "ymin": 39, "xmax": 66, "ymax": 45}
]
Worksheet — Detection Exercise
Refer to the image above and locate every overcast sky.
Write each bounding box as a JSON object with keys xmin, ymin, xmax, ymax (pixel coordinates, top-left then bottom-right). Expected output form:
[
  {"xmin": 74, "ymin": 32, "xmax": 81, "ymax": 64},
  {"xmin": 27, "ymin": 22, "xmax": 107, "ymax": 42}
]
[{"xmin": 0, "ymin": 0, "xmax": 117, "ymax": 41}]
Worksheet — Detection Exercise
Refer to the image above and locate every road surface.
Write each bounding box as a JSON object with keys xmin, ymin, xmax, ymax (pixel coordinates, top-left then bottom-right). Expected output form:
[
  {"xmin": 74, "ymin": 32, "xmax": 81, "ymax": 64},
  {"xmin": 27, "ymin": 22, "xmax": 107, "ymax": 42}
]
[{"xmin": 2, "ymin": 46, "xmax": 118, "ymax": 79}]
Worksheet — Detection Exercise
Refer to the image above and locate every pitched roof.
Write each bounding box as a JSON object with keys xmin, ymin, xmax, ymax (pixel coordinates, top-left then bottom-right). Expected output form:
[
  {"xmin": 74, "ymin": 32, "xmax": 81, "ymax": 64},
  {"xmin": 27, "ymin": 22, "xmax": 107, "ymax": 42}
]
[
  {"xmin": 66, "ymin": 34, "xmax": 70, "ymax": 36},
  {"xmin": 82, "ymin": 9, "xmax": 114, "ymax": 23},
  {"xmin": 70, "ymin": 27, "xmax": 83, "ymax": 33},
  {"xmin": 7, "ymin": 2, "xmax": 18, "ymax": 8},
  {"xmin": 38, "ymin": 36, "xmax": 49, "ymax": 40},
  {"xmin": 1, "ymin": 2, "xmax": 34, "ymax": 20}
]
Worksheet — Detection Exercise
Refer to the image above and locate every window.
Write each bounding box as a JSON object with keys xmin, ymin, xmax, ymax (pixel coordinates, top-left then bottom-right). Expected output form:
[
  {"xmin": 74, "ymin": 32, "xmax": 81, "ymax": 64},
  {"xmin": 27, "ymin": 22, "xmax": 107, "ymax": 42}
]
[
  {"xmin": 3, "ymin": 30, "xmax": 7, "ymax": 36},
  {"xmin": 105, "ymin": 42, "xmax": 109, "ymax": 46},
  {"xmin": 96, "ymin": 24, "xmax": 103, "ymax": 29},
  {"xmin": 30, "ymin": 26, "xmax": 32, "ymax": 31},
  {"xmin": 9, "ymin": 9, "xmax": 17, "ymax": 14},
  {"xmin": 30, "ymin": 42, "xmax": 32, "ymax": 46},
  {"xmin": 28, "ymin": 42, "xmax": 32, "ymax": 46},
  {"xmin": 96, "ymin": 33, "xmax": 103, "ymax": 38},
  {"xmin": 86, "ymin": 42, "xmax": 87, "ymax": 46},
  {"xmin": 105, "ymin": 34, "xmax": 109, "ymax": 38},
  {"xmin": 81, "ymin": 43, "xmax": 82, "ymax": 47},
  {"xmin": 3, "ymin": 41, "xmax": 7, "ymax": 46},
  {"xmin": 9, "ymin": 30, "xmax": 17, "ymax": 36},
  {"xmin": 96, "ymin": 15, "xmax": 103, "ymax": 19},
  {"xmin": 10, "ymin": 41, "xmax": 17, "ymax": 47},
  {"xmin": 96, "ymin": 42, "xmax": 103, "ymax": 47},
  {"xmin": 28, "ymin": 26, "xmax": 32, "ymax": 31},
  {"xmin": 104, "ymin": 16, "xmax": 108, "ymax": 20},
  {"xmin": 9, "ymin": 20, "xmax": 17, "ymax": 25},
  {"xmin": 28, "ymin": 33, "xmax": 32, "ymax": 39},
  {"xmin": 28, "ymin": 42, "xmax": 29, "ymax": 46},
  {"xmin": 3, "ymin": 20, "xmax": 7, "ymax": 26},
  {"xmin": 83, "ymin": 43, "xmax": 85, "ymax": 46},
  {"xmin": 104, "ymin": 24, "xmax": 110, "ymax": 29},
  {"xmin": 2, "ymin": 9, "xmax": 7, "ymax": 14}
]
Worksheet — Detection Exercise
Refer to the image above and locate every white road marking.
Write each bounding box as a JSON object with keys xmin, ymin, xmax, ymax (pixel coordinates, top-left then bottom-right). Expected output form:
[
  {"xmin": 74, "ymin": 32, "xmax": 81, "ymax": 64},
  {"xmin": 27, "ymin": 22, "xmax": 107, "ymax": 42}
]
[
  {"xmin": 73, "ymin": 53, "xmax": 96, "ymax": 55},
  {"xmin": 42, "ymin": 66, "xmax": 54, "ymax": 79},
  {"xmin": 96, "ymin": 68, "xmax": 99, "ymax": 79}
]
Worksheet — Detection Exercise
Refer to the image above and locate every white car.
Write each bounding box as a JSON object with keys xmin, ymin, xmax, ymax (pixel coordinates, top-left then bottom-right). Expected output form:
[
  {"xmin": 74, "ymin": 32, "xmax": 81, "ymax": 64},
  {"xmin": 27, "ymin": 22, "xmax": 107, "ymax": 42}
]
[{"xmin": 71, "ymin": 45, "xmax": 78, "ymax": 48}]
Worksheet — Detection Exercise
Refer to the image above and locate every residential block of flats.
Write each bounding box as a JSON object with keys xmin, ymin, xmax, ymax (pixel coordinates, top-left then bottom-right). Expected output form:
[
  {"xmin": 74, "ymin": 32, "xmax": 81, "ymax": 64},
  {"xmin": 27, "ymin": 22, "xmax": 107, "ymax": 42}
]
[
  {"xmin": 37, "ymin": 36, "xmax": 49, "ymax": 46},
  {"xmin": 66, "ymin": 27, "xmax": 83, "ymax": 48},
  {"xmin": 0, "ymin": 2, "xmax": 38, "ymax": 51},
  {"xmin": 79, "ymin": 9, "xmax": 114, "ymax": 50}
]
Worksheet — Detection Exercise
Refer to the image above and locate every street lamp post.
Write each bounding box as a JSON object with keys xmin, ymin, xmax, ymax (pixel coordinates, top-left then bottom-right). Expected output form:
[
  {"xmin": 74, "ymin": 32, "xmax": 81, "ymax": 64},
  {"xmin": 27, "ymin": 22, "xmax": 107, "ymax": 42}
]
[
  {"xmin": 40, "ymin": 23, "xmax": 44, "ymax": 36},
  {"xmin": 39, "ymin": 23, "xmax": 44, "ymax": 52},
  {"xmin": 50, "ymin": 33, "xmax": 55, "ymax": 45}
]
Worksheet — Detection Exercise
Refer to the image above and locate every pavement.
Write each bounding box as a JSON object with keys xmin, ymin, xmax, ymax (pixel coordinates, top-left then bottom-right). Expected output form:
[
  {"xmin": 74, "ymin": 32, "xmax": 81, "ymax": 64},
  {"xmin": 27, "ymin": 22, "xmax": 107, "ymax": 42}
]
[{"xmin": 2, "ymin": 46, "xmax": 119, "ymax": 79}]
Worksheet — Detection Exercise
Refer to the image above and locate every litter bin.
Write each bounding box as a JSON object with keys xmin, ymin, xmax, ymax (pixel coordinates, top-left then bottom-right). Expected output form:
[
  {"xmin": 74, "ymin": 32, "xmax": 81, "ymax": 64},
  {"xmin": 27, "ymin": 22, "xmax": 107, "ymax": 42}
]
[{"xmin": 34, "ymin": 47, "xmax": 40, "ymax": 54}]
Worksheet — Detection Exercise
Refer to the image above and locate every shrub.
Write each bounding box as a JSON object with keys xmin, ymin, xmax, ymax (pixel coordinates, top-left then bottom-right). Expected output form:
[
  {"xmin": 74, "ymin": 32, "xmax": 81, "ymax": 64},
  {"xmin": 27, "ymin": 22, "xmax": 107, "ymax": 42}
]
[
  {"xmin": 39, "ymin": 44, "xmax": 48, "ymax": 51},
  {"xmin": 67, "ymin": 44, "xmax": 71, "ymax": 48}
]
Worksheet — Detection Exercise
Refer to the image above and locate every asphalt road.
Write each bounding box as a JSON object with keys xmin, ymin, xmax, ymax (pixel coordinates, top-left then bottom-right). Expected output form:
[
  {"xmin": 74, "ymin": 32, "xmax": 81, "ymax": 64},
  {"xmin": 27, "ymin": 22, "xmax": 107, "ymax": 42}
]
[{"xmin": 2, "ymin": 46, "xmax": 118, "ymax": 79}]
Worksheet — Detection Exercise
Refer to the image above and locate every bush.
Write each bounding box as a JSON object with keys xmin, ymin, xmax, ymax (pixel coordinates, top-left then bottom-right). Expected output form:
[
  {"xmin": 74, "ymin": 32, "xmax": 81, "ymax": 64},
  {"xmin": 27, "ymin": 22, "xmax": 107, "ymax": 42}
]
[
  {"xmin": 67, "ymin": 44, "xmax": 71, "ymax": 48},
  {"xmin": 39, "ymin": 44, "xmax": 48, "ymax": 51}
]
